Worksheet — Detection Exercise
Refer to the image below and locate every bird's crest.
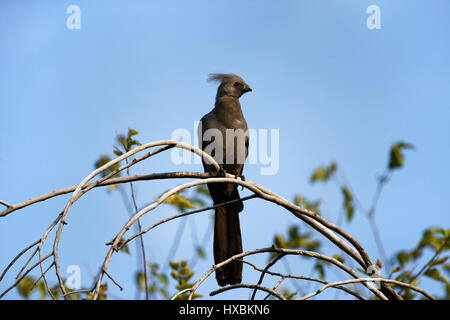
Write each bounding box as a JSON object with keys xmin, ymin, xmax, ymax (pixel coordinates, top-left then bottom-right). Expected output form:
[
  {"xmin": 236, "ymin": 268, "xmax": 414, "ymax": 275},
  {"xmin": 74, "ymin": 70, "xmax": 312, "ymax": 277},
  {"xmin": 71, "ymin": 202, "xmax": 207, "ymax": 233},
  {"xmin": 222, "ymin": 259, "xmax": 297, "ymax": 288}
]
[{"xmin": 208, "ymin": 73, "xmax": 242, "ymax": 83}]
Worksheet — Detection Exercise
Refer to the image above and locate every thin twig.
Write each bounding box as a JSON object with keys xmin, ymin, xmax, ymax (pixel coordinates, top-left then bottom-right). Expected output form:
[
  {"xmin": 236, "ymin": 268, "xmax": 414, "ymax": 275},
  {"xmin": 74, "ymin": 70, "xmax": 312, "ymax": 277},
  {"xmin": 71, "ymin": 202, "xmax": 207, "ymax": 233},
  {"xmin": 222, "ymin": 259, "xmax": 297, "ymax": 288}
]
[
  {"xmin": 251, "ymin": 253, "xmax": 285, "ymax": 300},
  {"xmin": 31, "ymin": 262, "xmax": 54, "ymax": 290},
  {"xmin": 210, "ymin": 283, "xmax": 286, "ymax": 300},
  {"xmin": 62, "ymin": 289, "xmax": 93, "ymax": 297},
  {"xmin": 0, "ymin": 200, "xmax": 12, "ymax": 208},
  {"xmin": 103, "ymin": 269, "xmax": 123, "ymax": 291},
  {"xmin": 264, "ymin": 277, "xmax": 286, "ymax": 300},
  {"xmin": 0, "ymin": 239, "xmax": 40, "ymax": 282},
  {"xmin": 15, "ymin": 246, "xmax": 39, "ymax": 280},
  {"xmin": 125, "ymin": 158, "xmax": 148, "ymax": 300},
  {"xmin": 0, "ymin": 253, "xmax": 53, "ymax": 299}
]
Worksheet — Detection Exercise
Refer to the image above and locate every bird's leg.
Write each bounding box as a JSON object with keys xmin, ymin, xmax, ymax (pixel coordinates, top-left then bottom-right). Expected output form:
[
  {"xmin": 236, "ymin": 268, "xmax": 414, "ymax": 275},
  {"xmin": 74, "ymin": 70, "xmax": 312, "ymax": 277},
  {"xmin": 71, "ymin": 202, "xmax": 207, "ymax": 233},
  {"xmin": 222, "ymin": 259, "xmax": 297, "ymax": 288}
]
[{"xmin": 209, "ymin": 165, "xmax": 226, "ymax": 178}]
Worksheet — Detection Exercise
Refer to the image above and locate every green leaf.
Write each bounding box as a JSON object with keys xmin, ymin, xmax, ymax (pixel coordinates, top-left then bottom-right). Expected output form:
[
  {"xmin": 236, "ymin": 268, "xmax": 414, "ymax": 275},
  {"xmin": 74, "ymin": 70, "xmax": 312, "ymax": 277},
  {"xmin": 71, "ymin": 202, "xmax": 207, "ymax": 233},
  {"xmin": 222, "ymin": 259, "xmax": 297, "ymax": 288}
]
[
  {"xmin": 388, "ymin": 141, "xmax": 414, "ymax": 170},
  {"xmin": 195, "ymin": 185, "xmax": 210, "ymax": 197},
  {"xmin": 271, "ymin": 226, "xmax": 320, "ymax": 260},
  {"xmin": 164, "ymin": 192, "xmax": 195, "ymax": 212},
  {"xmin": 282, "ymin": 289, "xmax": 297, "ymax": 300},
  {"xmin": 113, "ymin": 147, "xmax": 123, "ymax": 156},
  {"xmin": 310, "ymin": 167, "xmax": 328, "ymax": 182},
  {"xmin": 169, "ymin": 261, "xmax": 180, "ymax": 270},
  {"xmin": 17, "ymin": 277, "xmax": 35, "ymax": 299},
  {"xmin": 98, "ymin": 284, "xmax": 108, "ymax": 300},
  {"xmin": 118, "ymin": 135, "xmax": 128, "ymax": 151},
  {"xmin": 417, "ymin": 229, "xmax": 441, "ymax": 251},
  {"xmin": 190, "ymin": 198, "xmax": 206, "ymax": 207},
  {"xmin": 314, "ymin": 263, "xmax": 325, "ymax": 280},
  {"xmin": 135, "ymin": 271, "xmax": 147, "ymax": 291},
  {"xmin": 442, "ymin": 263, "xmax": 450, "ymax": 276},
  {"xmin": 117, "ymin": 237, "xmax": 130, "ymax": 254},
  {"xmin": 391, "ymin": 266, "xmax": 401, "ymax": 274},
  {"xmin": 115, "ymin": 129, "xmax": 142, "ymax": 153},
  {"xmin": 196, "ymin": 247, "xmax": 206, "ymax": 259},
  {"xmin": 169, "ymin": 260, "xmax": 200, "ymax": 299},
  {"xmin": 332, "ymin": 254, "xmax": 345, "ymax": 263},
  {"xmin": 94, "ymin": 155, "xmax": 120, "ymax": 178},
  {"xmin": 445, "ymin": 229, "xmax": 450, "ymax": 241},
  {"xmin": 128, "ymin": 139, "xmax": 142, "ymax": 148},
  {"xmin": 273, "ymin": 234, "xmax": 288, "ymax": 249},
  {"xmin": 156, "ymin": 273, "xmax": 168, "ymax": 286},
  {"xmin": 294, "ymin": 195, "xmax": 321, "ymax": 215},
  {"xmin": 36, "ymin": 280, "xmax": 47, "ymax": 300},
  {"xmin": 127, "ymin": 128, "xmax": 139, "ymax": 138},
  {"xmin": 310, "ymin": 162, "xmax": 337, "ymax": 183},
  {"xmin": 396, "ymin": 251, "xmax": 411, "ymax": 266},
  {"xmin": 424, "ymin": 268, "xmax": 448, "ymax": 284},
  {"xmin": 376, "ymin": 259, "xmax": 383, "ymax": 269},
  {"xmin": 428, "ymin": 257, "xmax": 448, "ymax": 268},
  {"xmin": 341, "ymin": 186, "xmax": 354, "ymax": 222}
]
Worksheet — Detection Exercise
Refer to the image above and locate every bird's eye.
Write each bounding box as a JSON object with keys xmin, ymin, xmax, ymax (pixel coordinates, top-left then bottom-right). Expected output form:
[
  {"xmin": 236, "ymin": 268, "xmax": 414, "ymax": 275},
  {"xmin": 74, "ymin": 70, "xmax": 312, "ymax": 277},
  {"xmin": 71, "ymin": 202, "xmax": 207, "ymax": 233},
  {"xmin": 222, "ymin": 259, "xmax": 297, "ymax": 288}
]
[{"xmin": 233, "ymin": 82, "xmax": 240, "ymax": 87}]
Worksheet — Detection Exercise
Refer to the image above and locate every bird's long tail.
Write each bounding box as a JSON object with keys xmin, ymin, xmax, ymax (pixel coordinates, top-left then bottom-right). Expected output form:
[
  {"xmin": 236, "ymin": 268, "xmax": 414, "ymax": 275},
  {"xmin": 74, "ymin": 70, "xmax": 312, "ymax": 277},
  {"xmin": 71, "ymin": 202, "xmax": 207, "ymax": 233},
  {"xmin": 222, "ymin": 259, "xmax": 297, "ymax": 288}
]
[{"xmin": 213, "ymin": 202, "xmax": 243, "ymax": 286}]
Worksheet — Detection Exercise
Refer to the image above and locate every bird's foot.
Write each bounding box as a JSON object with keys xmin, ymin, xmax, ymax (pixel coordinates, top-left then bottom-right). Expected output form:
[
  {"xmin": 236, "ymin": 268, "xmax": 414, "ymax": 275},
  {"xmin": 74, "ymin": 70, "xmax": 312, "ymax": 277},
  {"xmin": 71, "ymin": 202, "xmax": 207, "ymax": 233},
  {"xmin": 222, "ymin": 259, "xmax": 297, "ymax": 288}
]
[
  {"xmin": 210, "ymin": 166, "xmax": 226, "ymax": 178},
  {"xmin": 234, "ymin": 174, "xmax": 245, "ymax": 190}
]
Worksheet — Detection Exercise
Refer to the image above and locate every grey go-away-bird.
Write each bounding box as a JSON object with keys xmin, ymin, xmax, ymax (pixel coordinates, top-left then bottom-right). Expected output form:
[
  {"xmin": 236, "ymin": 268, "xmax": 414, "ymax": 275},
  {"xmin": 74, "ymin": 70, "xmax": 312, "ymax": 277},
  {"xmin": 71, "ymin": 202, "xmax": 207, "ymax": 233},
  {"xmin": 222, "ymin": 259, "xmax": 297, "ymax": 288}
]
[{"xmin": 198, "ymin": 73, "xmax": 252, "ymax": 286}]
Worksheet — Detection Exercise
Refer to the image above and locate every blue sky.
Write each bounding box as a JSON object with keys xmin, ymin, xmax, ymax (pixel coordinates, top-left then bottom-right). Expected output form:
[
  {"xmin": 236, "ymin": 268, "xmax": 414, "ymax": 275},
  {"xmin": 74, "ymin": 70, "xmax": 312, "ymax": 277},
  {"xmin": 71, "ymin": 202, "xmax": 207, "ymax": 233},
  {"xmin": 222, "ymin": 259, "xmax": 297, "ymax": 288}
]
[{"xmin": 1, "ymin": 0, "xmax": 449, "ymax": 300}]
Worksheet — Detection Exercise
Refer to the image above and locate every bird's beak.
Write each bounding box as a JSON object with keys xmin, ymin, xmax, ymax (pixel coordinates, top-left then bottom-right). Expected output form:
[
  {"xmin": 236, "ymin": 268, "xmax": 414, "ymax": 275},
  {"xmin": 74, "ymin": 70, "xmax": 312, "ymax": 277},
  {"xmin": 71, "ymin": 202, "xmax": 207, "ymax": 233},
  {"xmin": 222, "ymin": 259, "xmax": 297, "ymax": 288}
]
[{"xmin": 242, "ymin": 84, "xmax": 252, "ymax": 93}]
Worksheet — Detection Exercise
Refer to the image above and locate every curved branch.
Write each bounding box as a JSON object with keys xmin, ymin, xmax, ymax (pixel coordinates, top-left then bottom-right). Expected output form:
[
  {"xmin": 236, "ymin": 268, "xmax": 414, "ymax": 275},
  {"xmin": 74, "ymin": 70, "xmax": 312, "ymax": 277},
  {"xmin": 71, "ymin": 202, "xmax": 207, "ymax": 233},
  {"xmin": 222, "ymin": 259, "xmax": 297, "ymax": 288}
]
[
  {"xmin": 299, "ymin": 278, "xmax": 435, "ymax": 300},
  {"xmin": 241, "ymin": 260, "xmax": 366, "ymax": 300},
  {"xmin": 117, "ymin": 195, "xmax": 257, "ymax": 251},
  {"xmin": 94, "ymin": 175, "xmax": 390, "ymax": 299},
  {"xmin": 0, "ymin": 172, "xmax": 210, "ymax": 218},
  {"xmin": 52, "ymin": 140, "xmax": 221, "ymax": 298},
  {"xmin": 182, "ymin": 247, "xmax": 387, "ymax": 300},
  {"xmin": 210, "ymin": 283, "xmax": 286, "ymax": 300},
  {"xmin": 1, "ymin": 140, "xmax": 406, "ymax": 300}
]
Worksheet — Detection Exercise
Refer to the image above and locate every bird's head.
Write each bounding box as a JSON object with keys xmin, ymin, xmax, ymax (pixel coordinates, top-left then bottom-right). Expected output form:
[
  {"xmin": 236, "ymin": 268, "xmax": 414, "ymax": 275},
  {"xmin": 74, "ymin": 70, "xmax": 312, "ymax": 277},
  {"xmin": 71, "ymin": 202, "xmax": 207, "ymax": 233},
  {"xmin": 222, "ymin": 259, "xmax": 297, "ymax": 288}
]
[{"xmin": 208, "ymin": 73, "xmax": 252, "ymax": 100}]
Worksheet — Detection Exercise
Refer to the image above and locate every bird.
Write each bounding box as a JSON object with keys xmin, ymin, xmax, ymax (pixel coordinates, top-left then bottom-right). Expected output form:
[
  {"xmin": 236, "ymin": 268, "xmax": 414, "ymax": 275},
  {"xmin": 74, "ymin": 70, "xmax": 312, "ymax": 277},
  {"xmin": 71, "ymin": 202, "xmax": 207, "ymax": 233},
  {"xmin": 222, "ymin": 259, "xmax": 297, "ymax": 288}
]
[{"xmin": 198, "ymin": 73, "xmax": 252, "ymax": 286}]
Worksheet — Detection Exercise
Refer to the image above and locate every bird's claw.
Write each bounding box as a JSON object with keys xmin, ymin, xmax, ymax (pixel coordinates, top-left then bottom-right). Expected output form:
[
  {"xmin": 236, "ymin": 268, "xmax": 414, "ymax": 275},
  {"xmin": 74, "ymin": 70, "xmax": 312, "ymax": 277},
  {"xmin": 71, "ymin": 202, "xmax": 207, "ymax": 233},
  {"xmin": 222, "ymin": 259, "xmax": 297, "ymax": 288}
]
[
  {"xmin": 235, "ymin": 174, "xmax": 245, "ymax": 190},
  {"xmin": 211, "ymin": 166, "xmax": 226, "ymax": 178}
]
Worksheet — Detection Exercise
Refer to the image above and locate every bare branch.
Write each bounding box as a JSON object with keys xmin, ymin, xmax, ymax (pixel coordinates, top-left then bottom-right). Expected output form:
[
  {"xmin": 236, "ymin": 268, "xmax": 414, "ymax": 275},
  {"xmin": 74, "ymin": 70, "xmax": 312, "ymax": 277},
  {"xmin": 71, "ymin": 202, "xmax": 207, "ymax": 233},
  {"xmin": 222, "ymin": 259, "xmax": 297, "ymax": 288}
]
[
  {"xmin": 0, "ymin": 239, "xmax": 40, "ymax": 282},
  {"xmin": 1, "ymin": 140, "xmax": 408, "ymax": 301},
  {"xmin": 210, "ymin": 283, "xmax": 286, "ymax": 300},
  {"xmin": 299, "ymin": 277, "xmax": 435, "ymax": 300},
  {"xmin": 251, "ymin": 253, "xmax": 285, "ymax": 300},
  {"xmin": 241, "ymin": 260, "xmax": 366, "ymax": 300},
  {"xmin": 103, "ymin": 269, "xmax": 123, "ymax": 291},
  {"xmin": 183, "ymin": 247, "xmax": 387, "ymax": 300},
  {"xmin": 0, "ymin": 253, "xmax": 53, "ymax": 299},
  {"xmin": 53, "ymin": 140, "xmax": 221, "ymax": 298},
  {"xmin": 0, "ymin": 200, "xmax": 12, "ymax": 208},
  {"xmin": 0, "ymin": 172, "xmax": 210, "ymax": 218},
  {"xmin": 117, "ymin": 195, "xmax": 257, "ymax": 251}
]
